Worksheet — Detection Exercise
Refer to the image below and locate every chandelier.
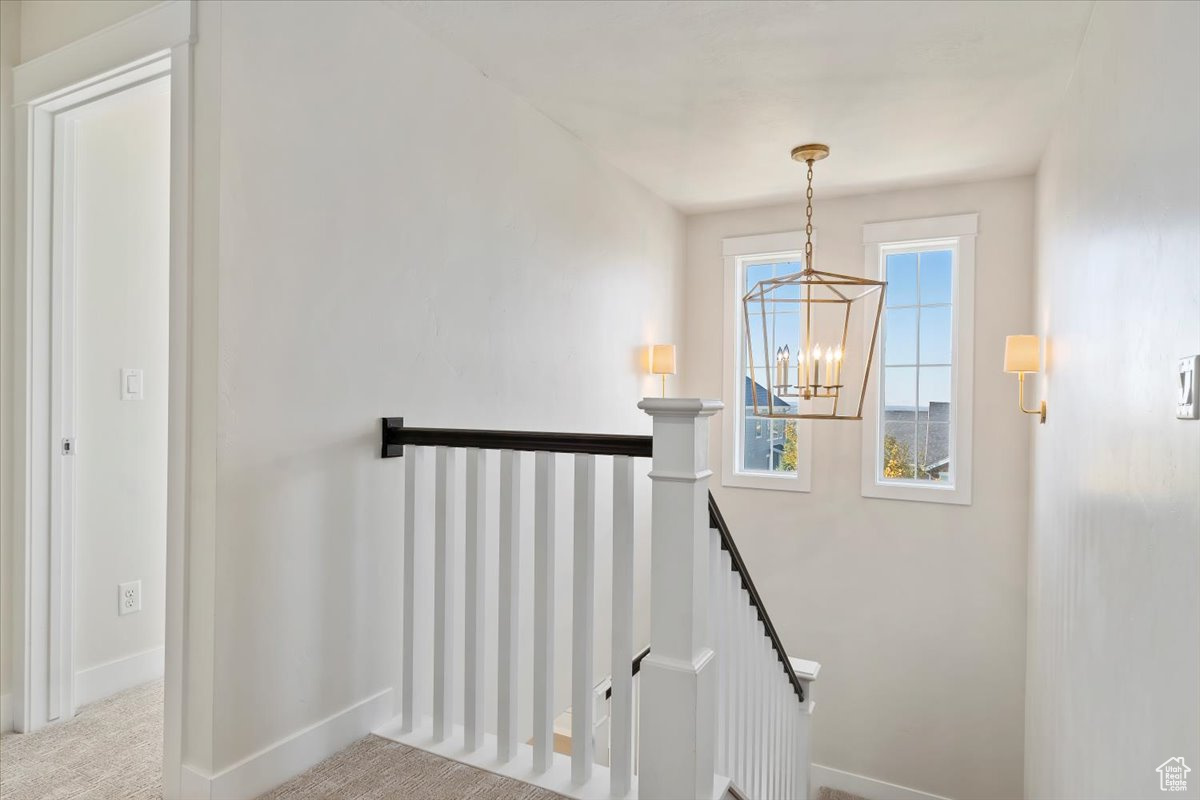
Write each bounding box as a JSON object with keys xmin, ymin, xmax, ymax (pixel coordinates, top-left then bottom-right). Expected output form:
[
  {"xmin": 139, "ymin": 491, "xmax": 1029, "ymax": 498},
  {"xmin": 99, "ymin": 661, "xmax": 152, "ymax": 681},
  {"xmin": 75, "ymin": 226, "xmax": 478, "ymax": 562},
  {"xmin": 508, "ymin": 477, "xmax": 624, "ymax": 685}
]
[{"xmin": 742, "ymin": 144, "xmax": 886, "ymax": 420}]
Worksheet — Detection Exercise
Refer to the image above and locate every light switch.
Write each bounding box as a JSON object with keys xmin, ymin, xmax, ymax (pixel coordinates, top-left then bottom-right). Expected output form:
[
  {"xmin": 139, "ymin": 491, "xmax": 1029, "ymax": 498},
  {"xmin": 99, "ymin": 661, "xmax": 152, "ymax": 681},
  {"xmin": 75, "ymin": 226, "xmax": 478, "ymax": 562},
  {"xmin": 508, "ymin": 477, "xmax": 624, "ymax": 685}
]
[
  {"xmin": 121, "ymin": 368, "xmax": 144, "ymax": 401},
  {"xmin": 1178, "ymin": 356, "xmax": 1199, "ymax": 419}
]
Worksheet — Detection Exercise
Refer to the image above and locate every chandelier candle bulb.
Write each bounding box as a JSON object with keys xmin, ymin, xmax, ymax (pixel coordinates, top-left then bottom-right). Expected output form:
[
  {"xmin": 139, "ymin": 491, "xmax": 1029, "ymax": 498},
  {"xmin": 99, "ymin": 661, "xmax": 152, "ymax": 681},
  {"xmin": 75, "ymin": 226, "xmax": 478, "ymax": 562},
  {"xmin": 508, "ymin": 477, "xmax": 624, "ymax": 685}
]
[{"xmin": 776, "ymin": 346, "xmax": 791, "ymax": 389}]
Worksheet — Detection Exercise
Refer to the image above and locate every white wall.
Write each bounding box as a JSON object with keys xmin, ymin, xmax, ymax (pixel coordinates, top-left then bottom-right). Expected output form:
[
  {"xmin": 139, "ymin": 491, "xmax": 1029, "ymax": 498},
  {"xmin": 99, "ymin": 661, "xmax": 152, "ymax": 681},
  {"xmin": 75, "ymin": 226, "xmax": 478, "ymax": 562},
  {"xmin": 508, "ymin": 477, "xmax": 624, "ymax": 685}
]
[
  {"xmin": 683, "ymin": 176, "xmax": 1033, "ymax": 800},
  {"xmin": 0, "ymin": 0, "xmax": 21, "ymax": 730},
  {"xmin": 17, "ymin": 0, "xmax": 159, "ymax": 62},
  {"xmin": 70, "ymin": 83, "xmax": 170, "ymax": 683},
  {"xmin": 1026, "ymin": 3, "xmax": 1200, "ymax": 798},
  {"xmin": 198, "ymin": 0, "xmax": 682, "ymax": 778}
]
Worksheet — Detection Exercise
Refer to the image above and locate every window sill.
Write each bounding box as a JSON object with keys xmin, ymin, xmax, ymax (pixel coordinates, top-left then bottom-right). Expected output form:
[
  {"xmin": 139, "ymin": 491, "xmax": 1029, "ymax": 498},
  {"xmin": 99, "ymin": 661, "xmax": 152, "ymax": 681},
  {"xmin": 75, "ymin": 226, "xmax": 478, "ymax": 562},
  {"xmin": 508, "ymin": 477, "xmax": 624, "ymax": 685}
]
[
  {"xmin": 861, "ymin": 478, "xmax": 971, "ymax": 505},
  {"xmin": 723, "ymin": 471, "xmax": 811, "ymax": 493}
]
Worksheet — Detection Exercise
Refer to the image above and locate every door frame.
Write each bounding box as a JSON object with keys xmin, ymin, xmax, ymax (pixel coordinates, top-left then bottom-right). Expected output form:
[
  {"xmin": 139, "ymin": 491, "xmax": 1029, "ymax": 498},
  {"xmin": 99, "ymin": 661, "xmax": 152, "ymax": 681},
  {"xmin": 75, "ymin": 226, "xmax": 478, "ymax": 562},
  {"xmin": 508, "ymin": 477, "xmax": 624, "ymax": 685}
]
[{"xmin": 9, "ymin": 2, "xmax": 194, "ymax": 797}]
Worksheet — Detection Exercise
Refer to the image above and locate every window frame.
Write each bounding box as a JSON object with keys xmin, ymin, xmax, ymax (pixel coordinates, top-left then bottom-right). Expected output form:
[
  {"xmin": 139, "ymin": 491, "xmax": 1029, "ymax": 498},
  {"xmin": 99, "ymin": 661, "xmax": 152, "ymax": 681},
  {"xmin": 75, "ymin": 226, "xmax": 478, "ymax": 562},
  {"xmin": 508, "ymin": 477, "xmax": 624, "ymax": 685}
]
[
  {"xmin": 860, "ymin": 214, "xmax": 976, "ymax": 505},
  {"xmin": 722, "ymin": 231, "xmax": 813, "ymax": 493}
]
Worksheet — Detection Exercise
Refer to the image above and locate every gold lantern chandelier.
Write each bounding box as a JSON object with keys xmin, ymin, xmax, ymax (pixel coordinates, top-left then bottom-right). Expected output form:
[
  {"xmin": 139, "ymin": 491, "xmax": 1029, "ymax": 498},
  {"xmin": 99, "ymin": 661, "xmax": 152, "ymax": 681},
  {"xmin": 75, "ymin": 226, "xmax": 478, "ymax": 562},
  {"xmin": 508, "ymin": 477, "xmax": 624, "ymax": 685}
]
[{"xmin": 742, "ymin": 144, "xmax": 886, "ymax": 420}]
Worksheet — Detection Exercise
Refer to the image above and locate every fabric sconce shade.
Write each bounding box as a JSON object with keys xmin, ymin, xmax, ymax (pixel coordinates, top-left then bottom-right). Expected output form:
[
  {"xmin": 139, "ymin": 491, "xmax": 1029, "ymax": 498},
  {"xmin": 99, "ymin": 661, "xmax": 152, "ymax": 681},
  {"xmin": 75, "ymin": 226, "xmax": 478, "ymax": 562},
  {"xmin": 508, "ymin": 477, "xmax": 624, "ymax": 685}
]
[
  {"xmin": 1004, "ymin": 335, "xmax": 1040, "ymax": 373},
  {"xmin": 651, "ymin": 344, "xmax": 677, "ymax": 375}
]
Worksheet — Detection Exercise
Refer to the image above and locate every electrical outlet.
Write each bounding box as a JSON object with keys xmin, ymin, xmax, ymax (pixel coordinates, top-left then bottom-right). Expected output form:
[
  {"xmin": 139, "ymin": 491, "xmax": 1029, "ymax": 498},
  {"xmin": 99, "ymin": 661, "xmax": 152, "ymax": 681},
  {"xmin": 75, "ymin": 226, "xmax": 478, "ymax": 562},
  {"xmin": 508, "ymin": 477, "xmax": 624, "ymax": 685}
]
[{"xmin": 118, "ymin": 581, "xmax": 142, "ymax": 616}]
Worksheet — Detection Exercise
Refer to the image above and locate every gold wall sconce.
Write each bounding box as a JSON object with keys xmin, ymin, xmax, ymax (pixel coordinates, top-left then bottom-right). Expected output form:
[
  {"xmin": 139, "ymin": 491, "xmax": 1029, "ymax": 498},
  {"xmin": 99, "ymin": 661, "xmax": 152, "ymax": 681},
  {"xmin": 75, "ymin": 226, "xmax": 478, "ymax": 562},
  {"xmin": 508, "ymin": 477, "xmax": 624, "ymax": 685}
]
[
  {"xmin": 650, "ymin": 344, "xmax": 677, "ymax": 397},
  {"xmin": 1004, "ymin": 335, "xmax": 1046, "ymax": 423}
]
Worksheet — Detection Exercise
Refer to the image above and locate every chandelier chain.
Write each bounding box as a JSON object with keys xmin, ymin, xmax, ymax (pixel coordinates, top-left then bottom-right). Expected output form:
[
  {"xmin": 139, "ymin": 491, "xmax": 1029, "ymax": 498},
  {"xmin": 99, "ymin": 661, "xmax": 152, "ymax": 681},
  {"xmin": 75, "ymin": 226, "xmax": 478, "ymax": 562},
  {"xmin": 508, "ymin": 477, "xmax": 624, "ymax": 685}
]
[{"xmin": 804, "ymin": 160, "xmax": 814, "ymax": 268}]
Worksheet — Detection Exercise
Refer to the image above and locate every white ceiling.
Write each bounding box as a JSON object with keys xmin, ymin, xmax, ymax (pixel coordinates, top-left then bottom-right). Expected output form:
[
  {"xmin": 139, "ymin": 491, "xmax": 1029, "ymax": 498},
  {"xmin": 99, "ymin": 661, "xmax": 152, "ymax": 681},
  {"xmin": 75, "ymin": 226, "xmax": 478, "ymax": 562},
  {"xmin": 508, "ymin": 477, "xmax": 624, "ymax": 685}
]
[{"xmin": 388, "ymin": 0, "xmax": 1094, "ymax": 213}]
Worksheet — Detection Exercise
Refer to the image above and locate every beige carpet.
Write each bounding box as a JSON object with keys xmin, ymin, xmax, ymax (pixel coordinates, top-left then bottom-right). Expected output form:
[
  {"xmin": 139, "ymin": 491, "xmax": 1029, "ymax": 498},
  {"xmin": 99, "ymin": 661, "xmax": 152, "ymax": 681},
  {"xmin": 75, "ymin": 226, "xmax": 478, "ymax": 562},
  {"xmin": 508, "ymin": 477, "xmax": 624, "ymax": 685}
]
[
  {"xmin": 0, "ymin": 680, "xmax": 163, "ymax": 800},
  {"xmin": 0, "ymin": 680, "xmax": 563, "ymax": 800},
  {"xmin": 816, "ymin": 787, "xmax": 868, "ymax": 800},
  {"xmin": 1, "ymin": 680, "xmax": 853, "ymax": 800},
  {"xmin": 260, "ymin": 736, "xmax": 566, "ymax": 800}
]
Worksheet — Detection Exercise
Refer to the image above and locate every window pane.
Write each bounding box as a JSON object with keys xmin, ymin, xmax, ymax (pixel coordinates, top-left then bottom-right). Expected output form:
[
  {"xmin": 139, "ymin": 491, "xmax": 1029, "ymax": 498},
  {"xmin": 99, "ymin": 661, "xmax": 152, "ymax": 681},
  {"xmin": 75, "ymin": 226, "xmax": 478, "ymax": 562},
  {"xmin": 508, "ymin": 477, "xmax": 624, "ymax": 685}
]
[
  {"xmin": 883, "ymin": 366, "xmax": 916, "ymax": 416},
  {"xmin": 770, "ymin": 312, "xmax": 801, "ymax": 357},
  {"xmin": 745, "ymin": 262, "xmax": 774, "ymax": 292},
  {"xmin": 737, "ymin": 253, "xmax": 803, "ymax": 479},
  {"xmin": 771, "ymin": 262, "xmax": 803, "ymax": 300},
  {"xmin": 881, "ymin": 421, "xmax": 917, "ymax": 479},
  {"xmin": 885, "ymin": 252, "xmax": 917, "ymax": 306},
  {"xmin": 918, "ymin": 365, "xmax": 951, "ymax": 411},
  {"xmin": 919, "ymin": 306, "xmax": 952, "ymax": 364},
  {"xmin": 742, "ymin": 415, "xmax": 772, "ymax": 472},
  {"xmin": 884, "ymin": 308, "xmax": 917, "ymax": 365},
  {"xmin": 919, "ymin": 250, "xmax": 953, "ymax": 305},
  {"xmin": 771, "ymin": 280, "xmax": 801, "ymax": 301},
  {"xmin": 770, "ymin": 420, "xmax": 795, "ymax": 472},
  {"xmin": 917, "ymin": 423, "xmax": 952, "ymax": 482},
  {"xmin": 745, "ymin": 313, "xmax": 768, "ymax": 370}
]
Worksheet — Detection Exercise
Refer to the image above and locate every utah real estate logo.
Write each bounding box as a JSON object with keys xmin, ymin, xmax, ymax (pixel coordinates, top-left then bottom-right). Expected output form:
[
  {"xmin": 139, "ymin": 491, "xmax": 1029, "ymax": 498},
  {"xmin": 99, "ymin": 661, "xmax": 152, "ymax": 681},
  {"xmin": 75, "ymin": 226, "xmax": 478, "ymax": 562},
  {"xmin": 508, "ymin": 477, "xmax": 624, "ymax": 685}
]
[{"xmin": 1157, "ymin": 757, "xmax": 1190, "ymax": 792}]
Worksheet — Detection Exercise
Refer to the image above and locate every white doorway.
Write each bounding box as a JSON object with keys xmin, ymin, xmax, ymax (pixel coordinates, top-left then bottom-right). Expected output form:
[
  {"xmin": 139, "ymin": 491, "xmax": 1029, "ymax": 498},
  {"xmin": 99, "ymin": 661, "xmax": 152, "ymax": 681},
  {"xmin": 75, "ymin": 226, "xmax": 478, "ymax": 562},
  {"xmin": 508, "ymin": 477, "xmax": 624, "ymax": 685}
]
[
  {"xmin": 15, "ymin": 53, "xmax": 172, "ymax": 732},
  {"xmin": 64, "ymin": 74, "xmax": 172, "ymax": 713},
  {"xmin": 8, "ymin": 3, "xmax": 194, "ymax": 795}
]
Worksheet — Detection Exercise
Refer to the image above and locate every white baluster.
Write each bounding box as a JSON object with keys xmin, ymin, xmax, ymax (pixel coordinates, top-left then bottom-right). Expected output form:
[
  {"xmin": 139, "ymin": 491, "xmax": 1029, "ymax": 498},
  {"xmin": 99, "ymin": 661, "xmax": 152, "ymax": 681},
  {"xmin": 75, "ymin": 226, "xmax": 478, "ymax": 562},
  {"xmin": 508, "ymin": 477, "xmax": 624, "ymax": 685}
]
[
  {"xmin": 497, "ymin": 450, "xmax": 520, "ymax": 762},
  {"xmin": 773, "ymin": 666, "xmax": 781, "ymax": 799},
  {"xmin": 787, "ymin": 694, "xmax": 796, "ymax": 800},
  {"xmin": 401, "ymin": 445, "xmax": 420, "ymax": 734},
  {"xmin": 533, "ymin": 451, "xmax": 556, "ymax": 774},
  {"xmin": 610, "ymin": 455, "xmax": 635, "ymax": 797},
  {"xmin": 729, "ymin": 566, "xmax": 739, "ymax": 786},
  {"xmin": 571, "ymin": 454, "xmax": 597, "ymax": 784},
  {"xmin": 710, "ymin": 531, "xmax": 726, "ymax": 778},
  {"xmin": 433, "ymin": 447, "xmax": 456, "ymax": 743},
  {"xmin": 757, "ymin": 610, "xmax": 768, "ymax": 799},
  {"xmin": 798, "ymin": 675, "xmax": 813, "ymax": 800},
  {"xmin": 464, "ymin": 449, "xmax": 486, "ymax": 751},
  {"xmin": 748, "ymin": 604, "xmax": 758, "ymax": 796},
  {"xmin": 770, "ymin": 641, "xmax": 779, "ymax": 798},
  {"xmin": 773, "ymin": 665, "xmax": 782, "ymax": 799},
  {"xmin": 730, "ymin": 557, "xmax": 743, "ymax": 789},
  {"xmin": 780, "ymin": 695, "xmax": 787, "ymax": 799},
  {"xmin": 767, "ymin": 638, "xmax": 776, "ymax": 798},
  {"xmin": 763, "ymin": 633, "xmax": 772, "ymax": 798}
]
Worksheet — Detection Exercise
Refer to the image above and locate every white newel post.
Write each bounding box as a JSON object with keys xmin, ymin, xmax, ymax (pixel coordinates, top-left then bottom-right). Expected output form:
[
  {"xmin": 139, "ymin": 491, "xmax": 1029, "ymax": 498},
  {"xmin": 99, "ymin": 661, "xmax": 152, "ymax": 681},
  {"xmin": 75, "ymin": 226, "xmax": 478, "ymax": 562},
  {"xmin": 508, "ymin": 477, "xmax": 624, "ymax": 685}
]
[{"xmin": 638, "ymin": 398, "xmax": 723, "ymax": 800}]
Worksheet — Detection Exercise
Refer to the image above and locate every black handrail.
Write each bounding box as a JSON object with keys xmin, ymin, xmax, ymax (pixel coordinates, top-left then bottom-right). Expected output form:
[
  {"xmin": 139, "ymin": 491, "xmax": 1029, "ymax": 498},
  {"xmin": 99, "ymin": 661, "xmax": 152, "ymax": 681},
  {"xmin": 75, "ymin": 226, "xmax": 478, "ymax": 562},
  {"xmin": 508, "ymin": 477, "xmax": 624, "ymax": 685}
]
[
  {"xmin": 381, "ymin": 418, "xmax": 652, "ymax": 459},
  {"xmin": 379, "ymin": 417, "xmax": 804, "ymax": 704},
  {"xmin": 709, "ymin": 492, "xmax": 806, "ymax": 703},
  {"xmin": 603, "ymin": 645, "xmax": 652, "ymax": 701}
]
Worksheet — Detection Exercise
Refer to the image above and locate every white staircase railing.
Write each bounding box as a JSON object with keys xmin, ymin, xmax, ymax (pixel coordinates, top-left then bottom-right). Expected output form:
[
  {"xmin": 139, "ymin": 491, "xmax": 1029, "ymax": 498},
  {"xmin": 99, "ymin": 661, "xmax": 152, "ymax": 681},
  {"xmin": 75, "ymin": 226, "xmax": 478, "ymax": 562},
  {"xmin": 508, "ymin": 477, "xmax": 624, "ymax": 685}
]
[
  {"xmin": 710, "ymin": 528, "xmax": 814, "ymax": 798},
  {"xmin": 376, "ymin": 399, "xmax": 814, "ymax": 799}
]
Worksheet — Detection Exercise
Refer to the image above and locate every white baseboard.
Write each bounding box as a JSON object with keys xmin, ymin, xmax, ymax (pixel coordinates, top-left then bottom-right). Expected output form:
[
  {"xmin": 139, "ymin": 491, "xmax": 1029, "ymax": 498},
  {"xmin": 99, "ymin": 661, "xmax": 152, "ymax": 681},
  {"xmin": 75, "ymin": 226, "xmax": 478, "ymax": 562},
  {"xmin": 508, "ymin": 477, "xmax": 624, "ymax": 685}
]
[
  {"xmin": 180, "ymin": 688, "xmax": 394, "ymax": 800},
  {"xmin": 75, "ymin": 646, "xmax": 165, "ymax": 708},
  {"xmin": 1, "ymin": 693, "xmax": 12, "ymax": 733},
  {"xmin": 811, "ymin": 764, "xmax": 954, "ymax": 800}
]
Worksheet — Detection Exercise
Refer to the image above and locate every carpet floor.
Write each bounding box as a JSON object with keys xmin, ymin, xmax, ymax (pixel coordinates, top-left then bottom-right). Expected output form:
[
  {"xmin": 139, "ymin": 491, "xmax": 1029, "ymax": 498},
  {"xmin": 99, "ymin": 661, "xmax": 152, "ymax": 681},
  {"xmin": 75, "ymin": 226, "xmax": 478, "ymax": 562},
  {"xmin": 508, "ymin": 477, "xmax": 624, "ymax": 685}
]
[
  {"xmin": 0, "ymin": 681, "xmax": 564, "ymax": 800},
  {"xmin": 1, "ymin": 680, "xmax": 861, "ymax": 800},
  {"xmin": 816, "ymin": 788, "xmax": 869, "ymax": 800},
  {"xmin": 0, "ymin": 680, "xmax": 163, "ymax": 800},
  {"xmin": 260, "ymin": 736, "xmax": 565, "ymax": 800}
]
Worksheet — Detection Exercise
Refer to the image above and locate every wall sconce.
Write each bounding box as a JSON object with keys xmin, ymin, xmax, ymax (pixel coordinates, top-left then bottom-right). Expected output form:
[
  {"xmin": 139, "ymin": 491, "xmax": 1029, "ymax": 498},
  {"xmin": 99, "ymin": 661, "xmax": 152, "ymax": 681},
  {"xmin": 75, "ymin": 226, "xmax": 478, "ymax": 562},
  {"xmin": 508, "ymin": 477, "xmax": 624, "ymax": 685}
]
[
  {"xmin": 1004, "ymin": 335, "xmax": 1046, "ymax": 423},
  {"xmin": 651, "ymin": 344, "xmax": 677, "ymax": 398}
]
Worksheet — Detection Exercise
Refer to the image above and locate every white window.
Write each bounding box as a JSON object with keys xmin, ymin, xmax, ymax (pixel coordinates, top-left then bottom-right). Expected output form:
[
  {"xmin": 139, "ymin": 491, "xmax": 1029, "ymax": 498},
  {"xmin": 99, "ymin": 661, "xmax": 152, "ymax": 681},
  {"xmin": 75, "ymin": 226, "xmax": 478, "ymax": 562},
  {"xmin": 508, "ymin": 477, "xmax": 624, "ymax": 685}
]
[
  {"xmin": 722, "ymin": 232, "xmax": 813, "ymax": 492},
  {"xmin": 860, "ymin": 214, "xmax": 975, "ymax": 504}
]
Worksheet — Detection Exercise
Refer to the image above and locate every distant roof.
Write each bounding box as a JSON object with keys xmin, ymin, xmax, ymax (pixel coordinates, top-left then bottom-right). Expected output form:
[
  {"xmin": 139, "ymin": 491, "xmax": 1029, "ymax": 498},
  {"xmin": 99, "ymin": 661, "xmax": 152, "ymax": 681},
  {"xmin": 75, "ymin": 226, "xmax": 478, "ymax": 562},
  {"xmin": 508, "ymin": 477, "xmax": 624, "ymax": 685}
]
[{"xmin": 745, "ymin": 376, "xmax": 792, "ymax": 409}]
